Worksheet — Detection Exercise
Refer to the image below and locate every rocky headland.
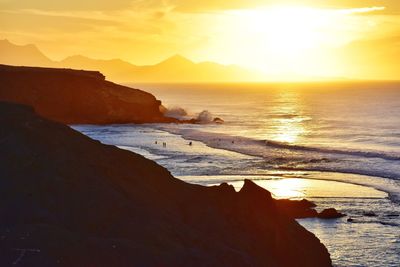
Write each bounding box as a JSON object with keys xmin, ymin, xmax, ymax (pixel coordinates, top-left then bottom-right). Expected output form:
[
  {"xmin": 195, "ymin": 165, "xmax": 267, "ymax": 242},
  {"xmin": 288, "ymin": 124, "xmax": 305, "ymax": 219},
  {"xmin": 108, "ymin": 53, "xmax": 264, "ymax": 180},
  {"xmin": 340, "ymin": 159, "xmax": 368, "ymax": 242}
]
[
  {"xmin": 0, "ymin": 101, "xmax": 332, "ymax": 266},
  {"xmin": 0, "ymin": 64, "xmax": 177, "ymax": 124}
]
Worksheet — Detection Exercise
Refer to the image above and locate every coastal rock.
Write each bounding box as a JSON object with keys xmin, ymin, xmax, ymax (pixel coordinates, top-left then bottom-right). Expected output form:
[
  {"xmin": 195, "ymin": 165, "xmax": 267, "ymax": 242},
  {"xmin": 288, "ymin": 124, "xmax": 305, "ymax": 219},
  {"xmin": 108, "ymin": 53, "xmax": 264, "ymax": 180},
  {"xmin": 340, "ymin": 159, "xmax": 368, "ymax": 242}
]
[
  {"xmin": 277, "ymin": 199, "xmax": 319, "ymax": 218},
  {"xmin": 213, "ymin": 117, "xmax": 224, "ymax": 124},
  {"xmin": 0, "ymin": 102, "xmax": 332, "ymax": 267},
  {"xmin": 0, "ymin": 64, "xmax": 177, "ymax": 124},
  {"xmin": 318, "ymin": 208, "xmax": 346, "ymax": 219}
]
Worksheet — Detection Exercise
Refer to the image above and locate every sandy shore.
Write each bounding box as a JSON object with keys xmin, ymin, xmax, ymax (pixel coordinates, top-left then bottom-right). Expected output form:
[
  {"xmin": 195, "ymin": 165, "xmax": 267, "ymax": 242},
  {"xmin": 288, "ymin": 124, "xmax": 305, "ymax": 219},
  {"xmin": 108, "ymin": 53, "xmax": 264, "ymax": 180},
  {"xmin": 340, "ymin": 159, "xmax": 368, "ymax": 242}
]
[{"xmin": 178, "ymin": 175, "xmax": 388, "ymax": 199}]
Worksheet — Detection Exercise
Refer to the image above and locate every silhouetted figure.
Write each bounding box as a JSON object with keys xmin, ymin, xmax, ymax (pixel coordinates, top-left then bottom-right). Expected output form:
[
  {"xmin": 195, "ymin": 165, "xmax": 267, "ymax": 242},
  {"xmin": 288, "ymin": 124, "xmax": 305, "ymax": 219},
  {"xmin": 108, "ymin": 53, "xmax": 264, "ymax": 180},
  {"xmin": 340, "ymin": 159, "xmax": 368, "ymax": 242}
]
[
  {"xmin": 232, "ymin": 140, "xmax": 234, "ymax": 144},
  {"xmin": 189, "ymin": 141, "xmax": 192, "ymax": 146},
  {"xmin": 155, "ymin": 141, "xmax": 158, "ymax": 144}
]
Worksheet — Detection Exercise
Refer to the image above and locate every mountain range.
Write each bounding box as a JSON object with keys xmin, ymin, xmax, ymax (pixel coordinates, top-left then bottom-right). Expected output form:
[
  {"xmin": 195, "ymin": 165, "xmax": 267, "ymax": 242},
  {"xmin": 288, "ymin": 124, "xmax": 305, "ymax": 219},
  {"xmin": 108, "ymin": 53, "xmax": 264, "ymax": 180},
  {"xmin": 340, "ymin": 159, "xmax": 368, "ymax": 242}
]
[{"xmin": 0, "ymin": 39, "xmax": 265, "ymax": 82}]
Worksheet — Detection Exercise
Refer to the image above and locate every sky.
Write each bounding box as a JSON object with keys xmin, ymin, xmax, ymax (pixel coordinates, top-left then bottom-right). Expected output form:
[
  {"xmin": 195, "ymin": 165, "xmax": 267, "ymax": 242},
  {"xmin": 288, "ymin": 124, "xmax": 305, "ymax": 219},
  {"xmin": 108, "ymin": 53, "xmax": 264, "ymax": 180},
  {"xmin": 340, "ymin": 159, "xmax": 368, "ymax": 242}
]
[{"xmin": 0, "ymin": 0, "xmax": 399, "ymax": 80}]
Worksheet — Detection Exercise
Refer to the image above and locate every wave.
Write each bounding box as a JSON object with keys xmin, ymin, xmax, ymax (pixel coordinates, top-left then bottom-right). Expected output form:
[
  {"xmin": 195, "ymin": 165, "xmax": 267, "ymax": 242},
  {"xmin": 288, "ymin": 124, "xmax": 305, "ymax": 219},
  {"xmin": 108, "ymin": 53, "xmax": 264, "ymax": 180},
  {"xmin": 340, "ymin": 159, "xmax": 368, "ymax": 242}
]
[
  {"xmin": 263, "ymin": 140, "xmax": 400, "ymax": 161},
  {"xmin": 153, "ymin": 125, "xmax": 400, "ymax": 162},
  {"xmin": 151, "ymin": 125, "xmax": 400, "ymax": 187}
]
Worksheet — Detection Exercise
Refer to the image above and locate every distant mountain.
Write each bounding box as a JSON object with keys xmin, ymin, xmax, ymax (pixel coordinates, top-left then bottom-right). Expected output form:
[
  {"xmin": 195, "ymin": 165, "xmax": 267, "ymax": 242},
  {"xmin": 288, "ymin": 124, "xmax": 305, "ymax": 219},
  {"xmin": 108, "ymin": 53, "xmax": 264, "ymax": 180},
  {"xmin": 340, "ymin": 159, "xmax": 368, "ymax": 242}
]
[
  {"xmin": 60, "ymin": 55, "xmax": 142, "ymax": 82},
  {"xmin": 0, "ymin": 39, "xmax": 54, "ymax": 67},
  {"xmin": 0, "ymin": 40, "xmax": 265, "ymax": 82},
  {"xmin": 60, "ymin": 53, "xmax": 264, "ymax": 82},
  {"xmin": 124, "ymin": 54, "xmax": 264, "ymax": 82}
]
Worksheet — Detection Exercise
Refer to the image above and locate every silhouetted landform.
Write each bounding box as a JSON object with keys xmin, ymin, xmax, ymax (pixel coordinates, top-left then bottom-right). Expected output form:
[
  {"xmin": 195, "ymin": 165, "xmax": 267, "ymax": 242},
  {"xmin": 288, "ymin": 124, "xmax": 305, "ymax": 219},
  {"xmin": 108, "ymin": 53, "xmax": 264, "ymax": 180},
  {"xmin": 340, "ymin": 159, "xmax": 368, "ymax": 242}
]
[
  {"xmin": 213, "ymin": 117, "xmax": 225, "ymax": 124},
  {"xmin": 277, "ymin": 199, "xmax": 346, "ymax": 219},
  {"xmin": 317, "ymin": 208, "xmax": 346, "ymax": 219},
  {"xmin": 61, "ymin": 54, "xmax": 265, "ymax": 82},
  {"xmin": 0, "ymin": 39, "xmax": 265, "ymax": 82},
  {"xmin": 0, "ymin": 102, "xmax": 332, "ymax": 267},
  {"xmin": 0, "ymin": 64, "xmax": 178, "ymax": 124},
  {"xmin": 0, "ymin": 39, "xmax": 53, "ymax": 67}
]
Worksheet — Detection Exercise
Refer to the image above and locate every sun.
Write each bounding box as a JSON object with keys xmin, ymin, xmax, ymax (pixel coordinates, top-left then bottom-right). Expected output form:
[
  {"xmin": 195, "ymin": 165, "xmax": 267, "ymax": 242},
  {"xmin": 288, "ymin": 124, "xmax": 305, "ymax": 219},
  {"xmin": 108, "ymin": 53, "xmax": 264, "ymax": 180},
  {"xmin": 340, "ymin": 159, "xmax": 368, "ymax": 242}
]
[
  {"xmin": 217, "ymin": 5, "xmax": 348, "ymax": 78},
  {"xmin": 245, "ymin": 6, "xmax": 326, "ymax": 53}
]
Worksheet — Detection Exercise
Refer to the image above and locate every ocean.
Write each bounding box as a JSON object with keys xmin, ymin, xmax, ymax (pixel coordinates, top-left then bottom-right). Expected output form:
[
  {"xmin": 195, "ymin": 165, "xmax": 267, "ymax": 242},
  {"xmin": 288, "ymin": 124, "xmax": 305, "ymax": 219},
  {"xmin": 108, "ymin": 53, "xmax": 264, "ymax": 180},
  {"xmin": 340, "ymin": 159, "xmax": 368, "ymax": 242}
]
[{"xmin": 74, "ymin": 82, "xmax": 400, "ymax": 267}]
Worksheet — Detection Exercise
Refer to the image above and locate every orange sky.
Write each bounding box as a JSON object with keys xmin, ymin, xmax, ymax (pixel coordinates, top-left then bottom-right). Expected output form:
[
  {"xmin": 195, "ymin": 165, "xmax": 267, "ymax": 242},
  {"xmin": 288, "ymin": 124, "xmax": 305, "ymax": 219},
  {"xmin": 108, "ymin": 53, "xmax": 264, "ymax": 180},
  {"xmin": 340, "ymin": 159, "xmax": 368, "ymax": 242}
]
[{"xmin": 0, "ymin": 0, "xmax": 399, "ymax": 80}]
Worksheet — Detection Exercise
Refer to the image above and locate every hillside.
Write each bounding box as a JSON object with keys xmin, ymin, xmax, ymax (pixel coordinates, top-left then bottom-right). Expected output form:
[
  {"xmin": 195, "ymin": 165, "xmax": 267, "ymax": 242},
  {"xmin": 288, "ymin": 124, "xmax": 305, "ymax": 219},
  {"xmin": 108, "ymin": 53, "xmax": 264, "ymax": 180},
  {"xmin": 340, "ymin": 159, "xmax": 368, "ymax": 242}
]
[{"xmin": 0, "ymin": 101, "xmax": 332, "ymax": 266}]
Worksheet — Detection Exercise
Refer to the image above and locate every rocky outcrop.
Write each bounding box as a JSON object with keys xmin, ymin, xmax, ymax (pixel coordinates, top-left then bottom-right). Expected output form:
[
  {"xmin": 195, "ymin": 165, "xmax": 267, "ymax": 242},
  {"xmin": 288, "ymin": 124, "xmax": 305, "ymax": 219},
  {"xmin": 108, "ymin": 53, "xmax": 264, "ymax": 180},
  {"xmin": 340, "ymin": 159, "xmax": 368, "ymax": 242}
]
[
  {"xmin": 318, "ymin": 208, "xmax": 346, "ymax": 219},
  {"xmin": 0, "ymin": 64, "xmax": 176, "ymax": 124},
  {"xmin": 0, "ymin": 102, "xmax": 332, "ymax": 267},
  {"xmin": 277, "ymin": 199, "xmax": 319, "ymax": 218},
  {"xmin": 277, "ymin": 199, "xmax": 347, "ymax": 219}
]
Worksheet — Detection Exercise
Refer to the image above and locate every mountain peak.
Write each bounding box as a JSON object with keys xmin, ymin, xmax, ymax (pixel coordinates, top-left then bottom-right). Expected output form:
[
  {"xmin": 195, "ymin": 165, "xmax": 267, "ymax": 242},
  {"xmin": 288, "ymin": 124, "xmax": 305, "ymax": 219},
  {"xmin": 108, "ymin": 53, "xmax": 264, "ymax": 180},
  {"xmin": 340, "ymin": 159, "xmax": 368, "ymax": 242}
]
[
  {"xmin": 0, "ymin": 39, "xmax": 12, "ymax": 45},
  {"xmin": 62, "ymin": 54, "xmax": 91, "ymax": 61},
  {"xmin": 158, "ymin": 54, "xmax": 194, "ymax": 66},
  {"xmin": 0, "ymin": 39, "xmax": 53, "ymax": 66}
]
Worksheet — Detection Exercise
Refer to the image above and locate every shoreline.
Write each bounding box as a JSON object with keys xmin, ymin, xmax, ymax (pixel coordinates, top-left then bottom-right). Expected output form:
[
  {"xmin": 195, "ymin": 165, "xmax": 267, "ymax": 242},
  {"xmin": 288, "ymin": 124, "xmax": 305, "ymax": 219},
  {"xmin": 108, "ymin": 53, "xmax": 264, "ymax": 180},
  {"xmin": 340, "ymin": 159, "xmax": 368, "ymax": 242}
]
[
  {"xmin": 150, "ymin": 124, "xmax": 400, "ymax": 204},
  {"xmin": 178, "ymin": 173, "xmax": 396, "ymax": 201},
  {"xmin": 177, "ymin": 175, "xmax": 388, "ymax": 200},
  {"xmin": 151, "ymin": 124, "xmax": 400, "ymax": 180},
  {"xmin": 74, "ymin": 123, "xmax": 400, "ymax": 205}
]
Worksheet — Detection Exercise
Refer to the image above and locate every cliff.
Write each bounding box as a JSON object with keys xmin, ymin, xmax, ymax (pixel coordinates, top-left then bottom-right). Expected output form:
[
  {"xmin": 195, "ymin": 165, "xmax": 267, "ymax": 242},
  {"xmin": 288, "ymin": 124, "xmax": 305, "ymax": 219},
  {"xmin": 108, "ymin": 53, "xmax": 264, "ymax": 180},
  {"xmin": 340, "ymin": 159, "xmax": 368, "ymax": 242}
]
[
  {"xmin": 0, "ymin": 64, "xmax": 175, "ymax": 124},
  {"xmin": 0, "ymin": 102, "xmax": 332, "ymax": 267}
]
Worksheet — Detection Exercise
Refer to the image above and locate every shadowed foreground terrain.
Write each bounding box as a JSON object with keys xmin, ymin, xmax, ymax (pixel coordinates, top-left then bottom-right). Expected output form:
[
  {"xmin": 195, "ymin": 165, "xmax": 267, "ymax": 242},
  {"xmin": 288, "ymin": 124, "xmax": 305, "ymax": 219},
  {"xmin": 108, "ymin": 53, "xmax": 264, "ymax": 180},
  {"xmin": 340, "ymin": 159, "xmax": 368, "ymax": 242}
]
[
  {"xmin": 0, "ymin": 102, "xmax": 332, "ymax": 267},
  {"xmin": 0, "ymin": 64, "xmax": 176, "ymax": 124}
]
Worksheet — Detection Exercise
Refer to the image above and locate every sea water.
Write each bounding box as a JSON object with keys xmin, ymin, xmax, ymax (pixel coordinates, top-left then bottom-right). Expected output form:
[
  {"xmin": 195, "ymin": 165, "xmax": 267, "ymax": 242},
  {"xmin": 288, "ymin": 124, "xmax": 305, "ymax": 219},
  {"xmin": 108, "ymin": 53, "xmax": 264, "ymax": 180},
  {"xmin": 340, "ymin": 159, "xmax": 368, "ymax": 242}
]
[{"xmin": 73, "ymin": 82, "xmax": 400, "ymax": 267}]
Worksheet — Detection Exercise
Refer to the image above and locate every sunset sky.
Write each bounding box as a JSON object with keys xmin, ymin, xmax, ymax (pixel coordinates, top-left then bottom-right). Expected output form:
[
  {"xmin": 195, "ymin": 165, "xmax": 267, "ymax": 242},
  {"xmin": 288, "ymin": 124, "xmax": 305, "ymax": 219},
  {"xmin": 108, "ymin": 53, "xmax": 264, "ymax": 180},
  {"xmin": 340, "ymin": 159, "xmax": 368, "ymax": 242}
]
[{"xmin": 1, "ymin": 0, "xmax": 399, "ymax": 80}]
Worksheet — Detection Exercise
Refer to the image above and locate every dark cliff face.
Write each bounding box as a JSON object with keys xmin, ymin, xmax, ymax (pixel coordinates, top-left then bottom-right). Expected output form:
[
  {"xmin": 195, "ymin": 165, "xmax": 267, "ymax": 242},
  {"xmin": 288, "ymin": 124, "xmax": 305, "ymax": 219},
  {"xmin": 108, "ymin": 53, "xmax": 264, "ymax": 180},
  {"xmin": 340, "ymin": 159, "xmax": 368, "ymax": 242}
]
[
  {"xmin": 0, "ymin": 102, "xmax": 332, "ymax": 267},
  {"xmin": 0, "ymin": 64, "xmax": 175, "ymax": 124}
]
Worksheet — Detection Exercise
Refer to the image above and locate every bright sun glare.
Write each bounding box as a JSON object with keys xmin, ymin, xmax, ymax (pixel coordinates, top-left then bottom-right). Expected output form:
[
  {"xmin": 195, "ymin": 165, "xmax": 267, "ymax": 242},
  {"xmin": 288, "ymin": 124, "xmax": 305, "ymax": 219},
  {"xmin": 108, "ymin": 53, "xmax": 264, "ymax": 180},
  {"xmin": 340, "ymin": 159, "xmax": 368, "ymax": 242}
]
[
  {"xmin": 222, "ymin": 5, "xmax": 354, "ymax": 78},
  {"xmin": 244, "ymin": 6, "xmax": 326, "ymax": 52}
]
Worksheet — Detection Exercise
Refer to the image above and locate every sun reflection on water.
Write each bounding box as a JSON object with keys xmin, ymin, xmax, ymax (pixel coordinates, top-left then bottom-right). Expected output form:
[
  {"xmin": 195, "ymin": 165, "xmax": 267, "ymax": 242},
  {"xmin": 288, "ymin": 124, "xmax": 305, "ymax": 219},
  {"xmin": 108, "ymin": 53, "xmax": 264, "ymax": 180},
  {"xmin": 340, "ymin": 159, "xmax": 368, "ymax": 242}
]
[
  {"xmin": 256, "ymin": 178, "xmax": 307, "ymax": 199},
  {"xmin": 269, "ymin": 90, "xmax": 308, "ymax": 144}
]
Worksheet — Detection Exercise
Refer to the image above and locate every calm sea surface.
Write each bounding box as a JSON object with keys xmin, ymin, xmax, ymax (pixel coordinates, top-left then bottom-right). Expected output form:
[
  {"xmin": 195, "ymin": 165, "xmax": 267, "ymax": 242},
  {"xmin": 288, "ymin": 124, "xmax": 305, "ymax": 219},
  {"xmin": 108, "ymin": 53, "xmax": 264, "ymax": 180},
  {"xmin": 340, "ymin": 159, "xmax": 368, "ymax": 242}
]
[{"xmin": 75, "ymin": 82, "xmax": 400, "ymax": 267}]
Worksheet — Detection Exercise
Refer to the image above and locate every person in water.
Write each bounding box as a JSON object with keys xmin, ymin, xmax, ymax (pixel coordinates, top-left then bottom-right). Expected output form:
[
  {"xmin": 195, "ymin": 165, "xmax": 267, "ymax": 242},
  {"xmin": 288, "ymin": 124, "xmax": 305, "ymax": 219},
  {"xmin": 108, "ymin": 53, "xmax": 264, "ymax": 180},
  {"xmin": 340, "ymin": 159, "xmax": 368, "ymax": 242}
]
[{"xmin": 189, "ymin": 141, "xmax": 192, "ymax": 146}]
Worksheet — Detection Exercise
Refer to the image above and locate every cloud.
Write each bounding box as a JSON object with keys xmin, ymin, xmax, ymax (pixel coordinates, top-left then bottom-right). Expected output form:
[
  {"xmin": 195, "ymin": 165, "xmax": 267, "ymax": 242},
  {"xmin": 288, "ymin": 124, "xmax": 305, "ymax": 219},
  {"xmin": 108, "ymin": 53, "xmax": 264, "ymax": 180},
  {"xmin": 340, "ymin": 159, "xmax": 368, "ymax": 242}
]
[
  {"xmin": 339, "ymin": 6, "xmax": 386, "ymax": 15},
  {"xmin": 0, "ymin": 0, "xmax": 399, "ymax": 13},
  {"xmin": 167, "ymin": 0, "xmax": 398, "ymax": 13},
  {"xmin": 0, "ymin": 0, "xmax": 134, "ymax": 11}
]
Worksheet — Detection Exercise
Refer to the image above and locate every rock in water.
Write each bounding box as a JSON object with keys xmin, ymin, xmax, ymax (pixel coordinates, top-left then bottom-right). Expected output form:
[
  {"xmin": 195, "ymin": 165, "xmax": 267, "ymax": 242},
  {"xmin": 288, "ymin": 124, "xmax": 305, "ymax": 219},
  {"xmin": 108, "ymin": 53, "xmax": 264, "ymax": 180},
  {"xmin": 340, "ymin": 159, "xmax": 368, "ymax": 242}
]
[
  {"xmin": 0, "ymin": 102, "xmax": 332, "ymax": 267},
  {"xmin": 0, "ymin": 64, "xmax": 176, "ymax": 124},
  {"xmin": 213, "ymin": 117, "xmax": 224, "ymax": 124},
  {"xmin": 318, "ymin": 208, "xmax": 346, "ymax": 219}
]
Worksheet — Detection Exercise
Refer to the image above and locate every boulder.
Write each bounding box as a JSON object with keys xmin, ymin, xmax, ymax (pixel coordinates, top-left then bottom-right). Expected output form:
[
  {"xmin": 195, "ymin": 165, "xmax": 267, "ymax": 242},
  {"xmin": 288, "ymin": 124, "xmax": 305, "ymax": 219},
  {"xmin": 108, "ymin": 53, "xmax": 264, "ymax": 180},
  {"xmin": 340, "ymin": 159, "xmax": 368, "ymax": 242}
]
[
  {"xmin": 277, "ymin": 199, "xmax": 319, "ymax": 219},
  {"xmin": 318, "ymin": 208, "xmax": 346, "ymax": 219},
  {"xmin": 213, "ymin": 117, "xmax": 224, "ymax": 124}
]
